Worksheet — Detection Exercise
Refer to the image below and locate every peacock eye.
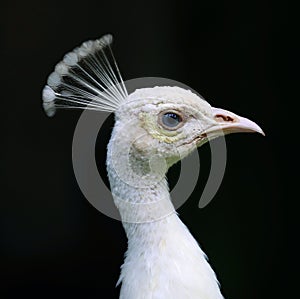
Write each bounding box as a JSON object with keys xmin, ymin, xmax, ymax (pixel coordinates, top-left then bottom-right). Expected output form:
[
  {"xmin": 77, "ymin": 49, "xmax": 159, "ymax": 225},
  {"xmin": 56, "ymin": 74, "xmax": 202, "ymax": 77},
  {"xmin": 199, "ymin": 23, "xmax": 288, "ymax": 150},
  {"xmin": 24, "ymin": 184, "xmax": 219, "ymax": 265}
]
[{"xmin": 160, "ymin": 112, "xmax": 183, "ymax": 129}]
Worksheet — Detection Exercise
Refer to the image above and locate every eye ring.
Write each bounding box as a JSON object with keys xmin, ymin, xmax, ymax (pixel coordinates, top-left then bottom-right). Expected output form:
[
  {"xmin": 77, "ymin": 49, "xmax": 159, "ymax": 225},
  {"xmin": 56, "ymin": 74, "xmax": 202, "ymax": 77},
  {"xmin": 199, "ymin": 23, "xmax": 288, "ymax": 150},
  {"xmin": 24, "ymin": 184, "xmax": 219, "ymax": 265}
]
[{"xmin": 158, "ymin": 110, "xmax": 185, "ymax": 130}]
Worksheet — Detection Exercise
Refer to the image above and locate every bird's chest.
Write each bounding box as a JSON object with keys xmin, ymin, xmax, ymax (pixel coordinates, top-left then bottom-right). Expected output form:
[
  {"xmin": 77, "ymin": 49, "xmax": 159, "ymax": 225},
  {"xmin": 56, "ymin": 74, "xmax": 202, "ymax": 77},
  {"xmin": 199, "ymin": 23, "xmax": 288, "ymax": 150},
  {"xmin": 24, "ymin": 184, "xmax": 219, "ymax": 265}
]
[
  {"xmin": 120, "ymin": 240, "xmax": 194, "ymax": 299},
  {"xmin": 118, "ymin": 217, "xmax": 222, "ymax": 299}
]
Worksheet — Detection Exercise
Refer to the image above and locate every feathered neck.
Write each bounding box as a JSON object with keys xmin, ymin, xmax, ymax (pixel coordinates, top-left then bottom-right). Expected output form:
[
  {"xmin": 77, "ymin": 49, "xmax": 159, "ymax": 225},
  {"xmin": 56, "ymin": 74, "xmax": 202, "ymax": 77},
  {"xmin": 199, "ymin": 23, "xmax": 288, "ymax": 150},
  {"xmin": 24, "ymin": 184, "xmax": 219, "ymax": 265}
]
[
  {"xmin": 106, "ymin": 123, "xmax": 224, "ymax": 299},
  {"xmin": 106, "ymin": 121, "xmax": 175, "ymax": 227}
]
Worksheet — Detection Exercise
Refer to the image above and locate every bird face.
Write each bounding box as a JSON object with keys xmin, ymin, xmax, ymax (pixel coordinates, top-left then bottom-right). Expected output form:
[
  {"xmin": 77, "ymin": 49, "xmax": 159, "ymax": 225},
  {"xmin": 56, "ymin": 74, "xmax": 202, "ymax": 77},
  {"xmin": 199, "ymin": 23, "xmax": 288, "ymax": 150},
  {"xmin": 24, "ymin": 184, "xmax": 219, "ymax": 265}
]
[{"xmin": 115, "ymin": 86, "xmax": 264, "ymax": 168}]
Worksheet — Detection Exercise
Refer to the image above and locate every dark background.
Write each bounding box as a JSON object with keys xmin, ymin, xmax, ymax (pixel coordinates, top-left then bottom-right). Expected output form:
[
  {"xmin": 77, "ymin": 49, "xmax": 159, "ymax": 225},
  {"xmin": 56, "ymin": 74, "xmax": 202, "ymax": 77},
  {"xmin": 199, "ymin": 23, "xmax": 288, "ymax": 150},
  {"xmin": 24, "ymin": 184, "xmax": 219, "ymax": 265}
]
[{"xmin": 0, "ymin": 0, "xmax": 295, "ymax": 298}]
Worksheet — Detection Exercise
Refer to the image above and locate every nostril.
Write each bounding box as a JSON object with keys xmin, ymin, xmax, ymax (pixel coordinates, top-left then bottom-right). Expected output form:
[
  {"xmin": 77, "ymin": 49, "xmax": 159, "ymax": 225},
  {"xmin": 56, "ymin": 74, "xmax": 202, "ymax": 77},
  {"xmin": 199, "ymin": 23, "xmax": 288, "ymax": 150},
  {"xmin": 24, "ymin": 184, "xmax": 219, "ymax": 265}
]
[{"xmin": 215, "ymin": 114, "xmax": 235, "ymax": 122}]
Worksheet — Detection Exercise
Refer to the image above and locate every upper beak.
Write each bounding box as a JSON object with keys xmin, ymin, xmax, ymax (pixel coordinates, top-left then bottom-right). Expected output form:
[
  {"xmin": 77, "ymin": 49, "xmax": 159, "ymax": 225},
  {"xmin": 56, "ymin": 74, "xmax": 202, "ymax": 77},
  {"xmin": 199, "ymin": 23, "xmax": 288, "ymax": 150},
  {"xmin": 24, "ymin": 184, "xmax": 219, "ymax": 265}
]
[{"xmin": 205, "ymin": 107, "xmax": 265, "ymax": 136}]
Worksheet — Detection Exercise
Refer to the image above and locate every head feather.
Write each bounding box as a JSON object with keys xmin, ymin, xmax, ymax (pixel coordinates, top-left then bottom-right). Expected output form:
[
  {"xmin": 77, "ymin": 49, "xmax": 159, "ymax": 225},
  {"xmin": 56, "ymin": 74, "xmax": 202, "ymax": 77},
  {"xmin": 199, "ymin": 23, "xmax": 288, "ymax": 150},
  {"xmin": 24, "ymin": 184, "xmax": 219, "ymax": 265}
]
[{"xmin": 42, "ymin": 34, "xmax": 128, "ymax": 117}]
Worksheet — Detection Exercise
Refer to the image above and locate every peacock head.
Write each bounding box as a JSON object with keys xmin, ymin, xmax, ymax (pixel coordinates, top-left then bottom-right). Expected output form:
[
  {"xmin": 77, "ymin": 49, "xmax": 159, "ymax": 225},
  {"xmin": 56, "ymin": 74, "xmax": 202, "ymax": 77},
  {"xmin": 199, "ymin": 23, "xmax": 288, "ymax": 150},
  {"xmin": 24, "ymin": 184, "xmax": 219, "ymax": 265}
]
[
  {"xmin": 113, "ymin": 85, "xmax": 264, "ymax": 169},
  {"xmin": 42, "ymin": 34, "xmax": 264, "ymax": 177}
]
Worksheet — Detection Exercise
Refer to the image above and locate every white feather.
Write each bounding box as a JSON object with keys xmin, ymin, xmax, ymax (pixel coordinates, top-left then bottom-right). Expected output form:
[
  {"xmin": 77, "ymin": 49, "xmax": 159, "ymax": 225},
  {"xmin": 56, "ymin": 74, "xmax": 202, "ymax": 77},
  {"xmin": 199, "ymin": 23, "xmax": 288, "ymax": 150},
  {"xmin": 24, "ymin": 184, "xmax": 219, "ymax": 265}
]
[{"xmin": 42, "ymin": 34, "xmax": 128, "ymax": 116}]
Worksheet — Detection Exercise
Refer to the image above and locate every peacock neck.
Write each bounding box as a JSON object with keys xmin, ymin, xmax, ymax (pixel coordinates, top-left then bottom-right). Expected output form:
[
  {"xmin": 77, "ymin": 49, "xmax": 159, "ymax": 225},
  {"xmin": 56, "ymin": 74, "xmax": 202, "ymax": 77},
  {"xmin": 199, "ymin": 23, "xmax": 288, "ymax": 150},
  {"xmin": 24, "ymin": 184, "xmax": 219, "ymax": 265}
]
[
  {"xmin": 106, "ymin": 128, "xmax": 224, "ymax": 299},
  {"xmin": 106, "ymin": 122, "xmax": 178, "ymax": 232},
  {"xmin": 106, "ymin": 153, "xmax": 177, "ymax": 236}
]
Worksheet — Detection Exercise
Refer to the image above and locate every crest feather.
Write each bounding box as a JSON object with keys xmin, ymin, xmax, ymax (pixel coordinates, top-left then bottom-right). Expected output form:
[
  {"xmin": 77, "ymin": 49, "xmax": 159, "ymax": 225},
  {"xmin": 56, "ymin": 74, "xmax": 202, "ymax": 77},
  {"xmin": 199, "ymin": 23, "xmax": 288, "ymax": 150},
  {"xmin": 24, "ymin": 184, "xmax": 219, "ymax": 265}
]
[{"xmin": 42, "ymin": 34, "xmax": 128, "ymax": 117}]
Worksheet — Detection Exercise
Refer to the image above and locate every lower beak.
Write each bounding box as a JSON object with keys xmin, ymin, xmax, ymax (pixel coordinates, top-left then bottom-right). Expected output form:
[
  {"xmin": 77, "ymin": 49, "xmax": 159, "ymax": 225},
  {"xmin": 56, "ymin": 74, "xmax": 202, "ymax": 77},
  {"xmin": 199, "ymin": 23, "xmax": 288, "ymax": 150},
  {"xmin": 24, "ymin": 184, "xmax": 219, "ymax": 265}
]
[{"xmin": 205, "ymin": 107, "xmax": 265, "ymax": 136}]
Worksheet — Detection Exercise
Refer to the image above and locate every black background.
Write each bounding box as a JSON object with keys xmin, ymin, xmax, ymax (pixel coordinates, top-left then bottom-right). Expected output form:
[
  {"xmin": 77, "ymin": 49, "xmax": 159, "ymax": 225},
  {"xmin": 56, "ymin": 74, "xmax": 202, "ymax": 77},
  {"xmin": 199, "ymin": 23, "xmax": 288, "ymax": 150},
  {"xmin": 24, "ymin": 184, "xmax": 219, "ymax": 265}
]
[{"xmin": 0, "ymin": 0, "xmax": 296, "ymax": 298}]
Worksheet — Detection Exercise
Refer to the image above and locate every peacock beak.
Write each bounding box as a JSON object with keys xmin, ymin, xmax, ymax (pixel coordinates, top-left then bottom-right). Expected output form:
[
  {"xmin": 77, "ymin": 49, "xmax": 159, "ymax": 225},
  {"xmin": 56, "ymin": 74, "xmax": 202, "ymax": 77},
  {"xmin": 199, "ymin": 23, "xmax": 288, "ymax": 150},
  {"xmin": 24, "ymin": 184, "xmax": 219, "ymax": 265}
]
[{"xmin": 205, "ymin": 107, "xmax": 265, "ymax": 136}]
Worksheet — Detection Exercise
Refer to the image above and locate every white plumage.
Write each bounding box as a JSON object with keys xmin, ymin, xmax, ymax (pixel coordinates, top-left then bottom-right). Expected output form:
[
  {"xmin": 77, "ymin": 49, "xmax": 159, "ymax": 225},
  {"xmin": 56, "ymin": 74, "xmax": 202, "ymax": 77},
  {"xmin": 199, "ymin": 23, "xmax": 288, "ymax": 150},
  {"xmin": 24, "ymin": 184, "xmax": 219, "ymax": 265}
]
[{"xmin": 42, "ymin": 34, "xmax": 264, "ymax": 299}]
